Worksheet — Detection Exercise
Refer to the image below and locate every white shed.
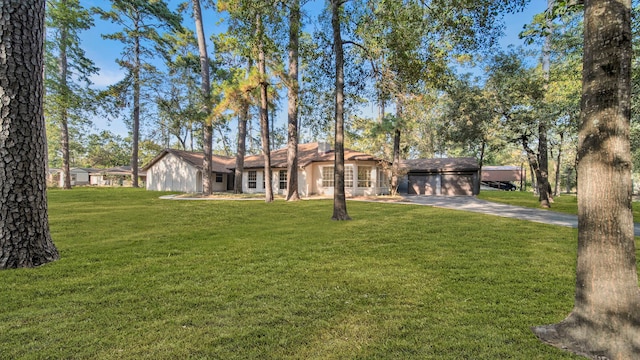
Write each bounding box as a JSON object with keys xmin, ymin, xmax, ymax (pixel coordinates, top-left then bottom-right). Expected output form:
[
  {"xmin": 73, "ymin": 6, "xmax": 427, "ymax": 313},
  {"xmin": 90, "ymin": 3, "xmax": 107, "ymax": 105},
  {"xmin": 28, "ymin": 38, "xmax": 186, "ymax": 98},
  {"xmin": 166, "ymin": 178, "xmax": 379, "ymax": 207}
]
[{"xmin": 143, "ymin": 149, "xmax": 234, "ymax": 193}]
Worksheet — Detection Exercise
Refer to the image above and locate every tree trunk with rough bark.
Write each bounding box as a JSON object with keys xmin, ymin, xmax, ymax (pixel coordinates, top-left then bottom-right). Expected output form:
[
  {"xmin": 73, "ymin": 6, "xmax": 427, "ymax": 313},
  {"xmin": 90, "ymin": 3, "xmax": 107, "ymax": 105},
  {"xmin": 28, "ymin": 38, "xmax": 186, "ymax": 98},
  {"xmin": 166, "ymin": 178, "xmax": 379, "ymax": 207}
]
[
  {"xmin": 286, "ymin": 0, "xmax": 300, "ymax": 201},
  {"xmin": 193, "ymin": 0, "xmax": 213, "ymax": 195},
  {"xmin": 522, "ymin": 135, "xmax": 550, "ymax": 207},
  {"xmin": 257, "ymin": 14, "xmax": 273, "ymax": 203},
  {"xmin": 0, "ymin": 0, "xmax": 60, "ymax": 269},
  {"xmin": 532, "ymin": 1, "xmax": 640, "ymax": 358},
  {"xmin": 331, "ymin": 0, "xmax": 350, "ymax": 220}
]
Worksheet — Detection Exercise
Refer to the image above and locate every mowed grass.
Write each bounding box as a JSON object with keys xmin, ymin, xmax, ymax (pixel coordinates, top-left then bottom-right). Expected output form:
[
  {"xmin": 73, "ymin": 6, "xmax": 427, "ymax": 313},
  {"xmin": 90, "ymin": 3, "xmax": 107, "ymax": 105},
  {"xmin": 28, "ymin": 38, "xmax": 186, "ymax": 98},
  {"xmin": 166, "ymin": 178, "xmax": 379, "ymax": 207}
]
[
  {"xmin": 0, "ymin": 188, "xmax": 590, "ymax": 359},
  {"xmin": 477, "ymin": 190, "xmax": 640, "ymax": 222}
]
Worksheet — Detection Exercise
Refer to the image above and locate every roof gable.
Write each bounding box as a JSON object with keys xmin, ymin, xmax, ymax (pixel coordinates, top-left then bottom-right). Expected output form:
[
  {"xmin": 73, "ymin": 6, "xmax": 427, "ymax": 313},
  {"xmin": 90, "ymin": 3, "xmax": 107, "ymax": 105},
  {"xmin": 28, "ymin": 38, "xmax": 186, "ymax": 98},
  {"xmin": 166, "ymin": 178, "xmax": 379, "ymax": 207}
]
[
  {"xmin": 242, "ymin": 142, "xmax": 386, "ymax": 169},
  {"xmin": 142, "ymin": 149, "xmax": 235, "ymax": 173}
]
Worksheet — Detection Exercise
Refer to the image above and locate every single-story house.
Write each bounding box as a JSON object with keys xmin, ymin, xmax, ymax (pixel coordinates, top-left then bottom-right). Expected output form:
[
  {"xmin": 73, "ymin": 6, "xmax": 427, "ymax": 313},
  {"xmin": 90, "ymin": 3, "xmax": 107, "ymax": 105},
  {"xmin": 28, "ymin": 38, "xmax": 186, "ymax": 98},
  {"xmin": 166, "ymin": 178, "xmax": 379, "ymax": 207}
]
[
  {"xmin": 398, "ymin": 157, "xmax": 480, "ymax": 196},
  {"xmin": 58, "ymin": 167, "xmax": 95, "ymax": 187},
  {"xmin": 50, "ymin": 166, "xmax": 146, "ymax": 187},
  {"xmin": 241, "ymin": 142, "xmax": 391, "ymax": 197},
  {"xmin": 143, "ymin": 143, "xmax": 391, "ymax": 196},
  {"xmin": 143, "ymin": 149, "xmax": 234, "ymax": 193},
  {"xmin": 89, "ymin": 166, "xmax": 147, "ymax": 187}
]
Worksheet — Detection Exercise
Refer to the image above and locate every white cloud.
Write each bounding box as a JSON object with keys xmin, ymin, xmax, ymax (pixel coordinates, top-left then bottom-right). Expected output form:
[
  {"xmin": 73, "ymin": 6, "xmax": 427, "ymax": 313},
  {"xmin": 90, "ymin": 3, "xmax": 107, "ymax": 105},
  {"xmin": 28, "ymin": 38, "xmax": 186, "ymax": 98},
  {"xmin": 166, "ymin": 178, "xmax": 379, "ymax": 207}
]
[{"xmin": 90, "ymin": 68, "xmax": 126, "ymax": 88}]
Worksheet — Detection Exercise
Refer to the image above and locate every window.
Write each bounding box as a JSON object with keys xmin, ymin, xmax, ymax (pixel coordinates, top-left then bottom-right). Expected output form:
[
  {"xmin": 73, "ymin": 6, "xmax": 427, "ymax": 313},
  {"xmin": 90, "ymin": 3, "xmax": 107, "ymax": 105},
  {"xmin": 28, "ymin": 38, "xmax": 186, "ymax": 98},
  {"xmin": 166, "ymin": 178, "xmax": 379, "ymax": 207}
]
[
  {"xmin": 322, "ymin": 167, "xmax": 334, "ymax": 187},
  {"xmin": 215, "ymin": 173, "xmax": 223, "ymax": 183},
  {"xmin": 378, "ymin": 169, "xmax": 389, "ymax": 187},
  {"xmin": 344, "ymin": 166, "xmax": 353, "ymax": 188},
  {"xmin": 358, "ymin": 166, "xmax": 372, "ymax": 188},
  {"xmin": 248, "ymin": 171, "xmax": 257, "ymax": 189},
  {"xmin": 279, "ymin": 170, "xmax": 287, "ymax": 190}
]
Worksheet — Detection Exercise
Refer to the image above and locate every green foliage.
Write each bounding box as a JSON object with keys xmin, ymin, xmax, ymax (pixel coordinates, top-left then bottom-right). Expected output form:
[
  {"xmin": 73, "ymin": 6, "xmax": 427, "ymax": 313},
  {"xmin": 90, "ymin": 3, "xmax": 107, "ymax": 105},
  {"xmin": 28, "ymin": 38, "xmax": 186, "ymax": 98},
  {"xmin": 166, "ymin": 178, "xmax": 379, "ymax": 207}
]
[
  {"xmin": 93, "ymin": 0, "xmax": 183, "ymax": 128},
  {"xmin": 154, "ymin": 28, "xmax": 206, "ymax": 150},
  {"xmin": 438, "ymin": 75, "xmax": 503, "ymax": 160},
  {"xmin": 82, "ymin": 131, "xmax": 131, "ymax": 168},
  {"xmin": 45, "ymin": 0, "xmax": 100, "ymax": 167},
  {"xmin": 484, "ymin": 49, "xmax": 544, "ymax": 143},
  {"xmin": 0, "ymin": 188, "xmax": 586, "ymax": 359}
]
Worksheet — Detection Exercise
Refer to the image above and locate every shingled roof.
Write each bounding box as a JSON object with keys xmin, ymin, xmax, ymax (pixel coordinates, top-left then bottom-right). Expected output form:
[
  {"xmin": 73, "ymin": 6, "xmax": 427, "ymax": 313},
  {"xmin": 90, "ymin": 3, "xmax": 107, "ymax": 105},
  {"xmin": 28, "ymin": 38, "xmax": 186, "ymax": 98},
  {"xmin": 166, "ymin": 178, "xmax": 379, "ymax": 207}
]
[
  {"xmin": 242, "ymin": 142, "xmax": 387, "ymax": 169},
  {"xmin": 144, "ymin": 143, "xmax": 387, "ymax": 172},
  {"xmin": 142, "ymin": 148, "xmax": 235, "ymax": 174},
  {"xmin": 399, "ymin": 157, "xmax": 479, "ymax": 172}
]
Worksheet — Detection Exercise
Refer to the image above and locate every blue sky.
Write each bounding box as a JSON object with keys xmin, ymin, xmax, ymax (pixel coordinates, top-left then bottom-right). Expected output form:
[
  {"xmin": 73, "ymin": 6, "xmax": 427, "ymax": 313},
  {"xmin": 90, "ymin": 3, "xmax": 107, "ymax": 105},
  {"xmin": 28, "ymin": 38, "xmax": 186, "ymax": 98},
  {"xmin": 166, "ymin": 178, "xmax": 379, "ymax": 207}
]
[{"xmin": 78, "ymin": 0, "xmax": 548, "ymax": 139}]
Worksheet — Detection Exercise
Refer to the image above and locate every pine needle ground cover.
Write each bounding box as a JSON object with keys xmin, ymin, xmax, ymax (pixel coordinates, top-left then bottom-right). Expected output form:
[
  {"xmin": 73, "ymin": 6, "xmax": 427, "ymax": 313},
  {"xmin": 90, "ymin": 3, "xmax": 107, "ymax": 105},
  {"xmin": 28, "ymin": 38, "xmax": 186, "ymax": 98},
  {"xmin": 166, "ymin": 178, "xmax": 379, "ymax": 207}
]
[{"xmin": 0, "ymin": 188, "xmax": 591, "ymax": 359}]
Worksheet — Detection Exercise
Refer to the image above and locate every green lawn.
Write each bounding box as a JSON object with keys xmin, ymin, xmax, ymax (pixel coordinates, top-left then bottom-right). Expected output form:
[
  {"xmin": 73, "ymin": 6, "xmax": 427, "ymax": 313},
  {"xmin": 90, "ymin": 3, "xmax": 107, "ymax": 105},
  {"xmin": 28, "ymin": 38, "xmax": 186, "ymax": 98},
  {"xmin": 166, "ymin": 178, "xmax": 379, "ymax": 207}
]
[
  {"xmin": 478, "ymin": 190, "xmax": 640, "ymax": 223},
  {"xmin": 0, "ymin": 188, "xmax": 590, "ymax": 359}
]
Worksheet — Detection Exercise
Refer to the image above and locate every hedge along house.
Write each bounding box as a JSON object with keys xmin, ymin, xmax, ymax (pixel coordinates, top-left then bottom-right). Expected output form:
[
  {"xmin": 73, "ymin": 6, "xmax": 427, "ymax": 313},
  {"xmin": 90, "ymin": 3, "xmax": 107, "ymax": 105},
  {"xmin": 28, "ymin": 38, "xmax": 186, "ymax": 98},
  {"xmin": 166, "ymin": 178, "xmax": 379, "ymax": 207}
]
[
  {"xmin": 398, "ymin": 157, "xmax": 480, "ymax": 196},
  {"xmin": 240, "ymin": 142, "xmax": 391, "ymax": 197},
  {"xmin": 143, "ymin": 149, "xmax": 234, "ymax": 193}
]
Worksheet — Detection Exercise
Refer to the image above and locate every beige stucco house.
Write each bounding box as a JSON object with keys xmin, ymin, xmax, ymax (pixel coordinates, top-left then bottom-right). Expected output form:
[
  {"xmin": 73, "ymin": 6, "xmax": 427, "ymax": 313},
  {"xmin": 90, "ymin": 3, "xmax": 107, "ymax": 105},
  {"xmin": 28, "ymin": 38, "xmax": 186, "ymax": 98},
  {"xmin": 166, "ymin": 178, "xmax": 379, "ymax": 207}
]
[
  {"xmin": 142, "ymin": 143, "xmax": 391, "ymax": 196},
  {"xmin": 241, "ymin": 142, "xmax": 390, "ymax": 197}
]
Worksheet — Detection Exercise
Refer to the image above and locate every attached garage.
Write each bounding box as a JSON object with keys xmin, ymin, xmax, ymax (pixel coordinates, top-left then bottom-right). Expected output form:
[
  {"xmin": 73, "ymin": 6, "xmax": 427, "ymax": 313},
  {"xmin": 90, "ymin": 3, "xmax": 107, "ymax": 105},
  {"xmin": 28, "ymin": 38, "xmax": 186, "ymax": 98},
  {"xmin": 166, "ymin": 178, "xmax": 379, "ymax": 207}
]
[
  {"xmin": 401, "ymin": 158, "xmax": 480, "ymax": 196},
  {"xmin": 407, "ymin": 174, "xmax": 438, "ymax": 195}
]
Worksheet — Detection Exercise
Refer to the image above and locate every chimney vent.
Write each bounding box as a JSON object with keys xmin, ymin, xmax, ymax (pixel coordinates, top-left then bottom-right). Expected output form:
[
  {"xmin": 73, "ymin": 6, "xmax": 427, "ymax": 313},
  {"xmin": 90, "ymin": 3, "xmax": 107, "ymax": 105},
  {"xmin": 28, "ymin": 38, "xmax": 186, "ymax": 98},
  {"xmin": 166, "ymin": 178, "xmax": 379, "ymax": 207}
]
[{"xmin": 318, "ymin": 142, "xmax": 331, "ymax": 155}]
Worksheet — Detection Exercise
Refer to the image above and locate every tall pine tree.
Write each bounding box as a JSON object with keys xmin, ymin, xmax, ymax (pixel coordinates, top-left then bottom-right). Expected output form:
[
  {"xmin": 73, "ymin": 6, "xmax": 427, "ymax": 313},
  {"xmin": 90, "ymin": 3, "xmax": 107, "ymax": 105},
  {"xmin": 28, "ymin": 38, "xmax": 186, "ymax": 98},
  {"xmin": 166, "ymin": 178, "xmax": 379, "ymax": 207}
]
[
  {"xmin": 95, "ymin": 0, "xmax": 182, "ymax": 187},
  {"xmin": 45, "ymin": 0, "xmax": 99, "ymax": 189}
]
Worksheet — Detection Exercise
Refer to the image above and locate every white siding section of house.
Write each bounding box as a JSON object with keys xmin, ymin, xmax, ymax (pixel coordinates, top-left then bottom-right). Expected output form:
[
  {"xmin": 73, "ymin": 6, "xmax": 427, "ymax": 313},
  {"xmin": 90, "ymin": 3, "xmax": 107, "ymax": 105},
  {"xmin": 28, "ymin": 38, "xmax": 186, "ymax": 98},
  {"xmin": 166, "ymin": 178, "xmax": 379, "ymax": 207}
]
[{"xmin": 146, "ymin": 153, "xmax": 200, "ymax": 193}]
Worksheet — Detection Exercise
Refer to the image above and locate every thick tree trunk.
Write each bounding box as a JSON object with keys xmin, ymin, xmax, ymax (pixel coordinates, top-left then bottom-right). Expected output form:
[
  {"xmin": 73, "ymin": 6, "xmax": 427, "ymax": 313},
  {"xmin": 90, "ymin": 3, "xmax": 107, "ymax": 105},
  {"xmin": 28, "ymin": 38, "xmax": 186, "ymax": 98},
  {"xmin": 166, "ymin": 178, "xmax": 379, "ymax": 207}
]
[
  {"xmin": 131, "ymin": 25, "xmax": 140, "ymax": 188},
  {"xmin": 286, "ymin": 0, "xmax": 300, "ymax": 201},
  {"xmin": 257, "ymin": 14, "xmax": 273, "ymax": 203},
  {"xmin": 532, "ymin": 1, "xmax": 640, "ymax": 358},
  {"xmin": 59, "ymin": 6, "xmax": 72, "ymax": 190},
  {"xmin": 331, "ymin": 0, "xmax": 350, "ymax": 220},
  {"xmin": 0, "ymin": 0, "xmax": 60, "ymax": 268},
  {"xmin": 193, "ymin": 0, "xmax": 213, "ymax": 195}
]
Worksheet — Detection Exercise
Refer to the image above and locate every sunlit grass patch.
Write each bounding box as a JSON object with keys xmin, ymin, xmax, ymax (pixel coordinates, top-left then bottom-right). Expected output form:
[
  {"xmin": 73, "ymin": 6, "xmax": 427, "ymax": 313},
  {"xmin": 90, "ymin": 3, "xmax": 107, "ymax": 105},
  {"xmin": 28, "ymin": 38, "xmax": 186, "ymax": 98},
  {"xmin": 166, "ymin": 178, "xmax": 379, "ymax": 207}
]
[{"xmin": 0, "ymin": 188, "xmax": 588, "ymax": 359}]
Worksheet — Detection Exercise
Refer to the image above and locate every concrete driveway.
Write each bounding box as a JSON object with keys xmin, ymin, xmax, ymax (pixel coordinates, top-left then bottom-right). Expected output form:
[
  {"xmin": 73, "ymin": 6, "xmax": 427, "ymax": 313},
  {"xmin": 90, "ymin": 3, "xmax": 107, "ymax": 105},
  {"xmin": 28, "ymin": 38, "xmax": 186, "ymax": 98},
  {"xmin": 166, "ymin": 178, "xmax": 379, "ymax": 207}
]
[{"xmin": 394, "ymin": 195, "xmax": 640, "ymax": 237}]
